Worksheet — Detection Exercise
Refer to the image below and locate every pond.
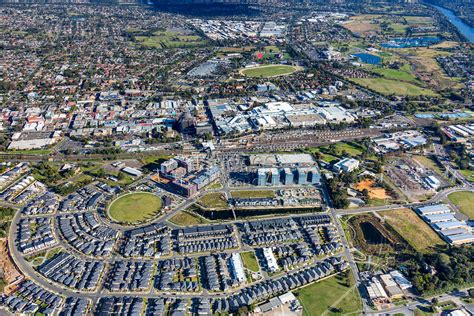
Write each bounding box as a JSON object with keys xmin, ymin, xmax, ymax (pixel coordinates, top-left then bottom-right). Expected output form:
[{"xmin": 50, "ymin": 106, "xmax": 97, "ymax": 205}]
[
  {"xmin": 352, "ymin": 53, "xmax": 382, "ymax": 65},
  {"xmin": 381, "ymin": 36, "xmax": 442, "ymax": 48},
  {"xmin": 359, "ymin": 221, "xmax": 389, "ymax": 245},
  {"xmin": 191, "ymin": 205, "xmax": 322, "ymax": 220}
]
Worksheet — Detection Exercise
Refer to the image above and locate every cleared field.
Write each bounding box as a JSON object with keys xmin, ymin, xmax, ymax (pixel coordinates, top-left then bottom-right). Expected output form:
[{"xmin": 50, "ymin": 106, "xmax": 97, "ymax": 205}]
[
  {"xmin": 168, "ymin": 211, "xmax": 209, "ymax": 226},
  {"xmin": 448, "ymin": 191, "xmax": 474, "ymax": 220},
  {"xmin": 413, "ymin": 155, "xmax": 445, "ymax": 177},
  {"xmin": 240, "ymin": 64, "xmax": 299, "ymax": 78},
  {"xmin": 230, "ymin": 190, "xmax": 275, "ymax": 199},
  {"xmin": 108, "ymin": 192, "xmax": 162, "ymax": 224},
  {"xmin": 135, "ymin": 31, "xmax": 207, "ymax": 49},
  {"xmin": 352, "ymin": 78, "xmax": 437, "ymax": 96},
  {"xmin": 197, "ymin": 192, "xmax": 228, "ymax": 209},
  {"xmin": 295, "ymin": 272, "xmax": 362, "ymax": 316},
  {"xmin": 381, "ymin": 208, "xmax": 444, "ymax": 252},
  {"xmin": 342, "ymin": 15, "xmax": 381, "ymax": 35},
  {"xmin": 432, "ymin": 41, "xmax": 460, "ymax": 48},
  {"xmin": 355, "ymin": 179, "xmax": 391, "ymax": 200},
  {"xmin": 241, "ymin": 251, "xmax": 260, "ymax": 272},
  {"xmin": 404, "ymin": 16, "xmax": 433, "ymax": 25}
]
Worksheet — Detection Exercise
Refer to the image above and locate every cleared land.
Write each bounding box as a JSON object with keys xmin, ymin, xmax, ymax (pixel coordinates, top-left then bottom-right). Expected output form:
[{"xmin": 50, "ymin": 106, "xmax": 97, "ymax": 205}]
[
  {"xmin": 448, "ymin": 191, "xmax": 474, "ymax": 220},
  {"xmin": 355, "ymin": 179, "xmax": 391, "ymax": 200},
  {"xmin": 240, "ymin": 64, "xmax": 299, "ymax": 78},
  {"xmin": 343, "ymin": 15, "xmax": 381, "ymax": 35},
  {"xmin": 381, "ymin": 208, "xmax": 444, "ymax": 252},
  {"xmin": 295, "ymin": 272, "xmax": 362, "ymax": 316},
  {"xmin": 135, "ymin": 30, "xmax": 207, "ymax": 49},
  {"xmin": 108, "ymin": 192, "xmax": 162, "ymax": 224},
  {"xmin": 231, "ymin": 190, "xmax": 275, "ymax": 199},
  {"xmin": 168, "ymin": 211, "xmax": 209, "ymax": 226},
  {"xmin": 197, "ymin": 193, "xmax": 228, "ymax": 209},
  {"xmin": 241, "ymin": 251, "xmax": 260, "ymax": 272},
  {"xmin": 413, "ymin": 155, "xmax": 445, "ymax": 177},
  {"xmin": 352, "ymin": 78, "xmax": 437, "ymax": 96}
]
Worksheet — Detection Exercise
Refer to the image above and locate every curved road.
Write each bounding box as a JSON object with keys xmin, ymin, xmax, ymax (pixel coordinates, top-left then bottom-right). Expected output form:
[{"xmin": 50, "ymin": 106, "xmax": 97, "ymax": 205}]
[{"xmin": 6, "ymin": 177, "xmax": 474, "ymax": 311}]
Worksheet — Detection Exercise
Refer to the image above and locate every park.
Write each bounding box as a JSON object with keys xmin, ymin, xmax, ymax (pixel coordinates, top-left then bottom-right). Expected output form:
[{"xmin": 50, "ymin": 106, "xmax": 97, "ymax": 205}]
[{"xmin": 108, "ymin": 192, "xmax": 163, "ymax": 224}]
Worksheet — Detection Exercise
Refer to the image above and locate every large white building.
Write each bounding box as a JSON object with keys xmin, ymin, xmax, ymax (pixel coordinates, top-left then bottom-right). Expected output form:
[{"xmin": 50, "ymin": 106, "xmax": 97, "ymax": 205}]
[
  {"xmin": 333, "ymin": 158, "xmax": 360, "ymax": 173},
  {"xmin": 230, "ymin": 253, "xmax": 246, "ymax": 283}
]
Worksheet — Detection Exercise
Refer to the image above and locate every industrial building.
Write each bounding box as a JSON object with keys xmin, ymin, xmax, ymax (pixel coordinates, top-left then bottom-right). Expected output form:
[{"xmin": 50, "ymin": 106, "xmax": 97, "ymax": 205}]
[
  {"xmin": 416, "ymin": 204, "xmax": 474, "ymax": 245},
  {"xmin": 256, "ymin": 167, "xmax": 321, "ymax": 186}
]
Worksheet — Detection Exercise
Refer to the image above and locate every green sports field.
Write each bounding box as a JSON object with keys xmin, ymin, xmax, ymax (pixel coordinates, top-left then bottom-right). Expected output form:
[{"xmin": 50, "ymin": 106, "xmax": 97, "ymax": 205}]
[
  {"xmin": 108, "ymin": 192, "xmax": 162, "ymax": 224},
  {"xmin": 240, "ymin": 64, "xmax": 299, "ymax": 78},
  {"xmin": 448, "ymin": 191, "xmax": 474, "ymax": 220},
  {"xmin": 295, "ymin": 272, "xmax": 362, "ymax": 316}
]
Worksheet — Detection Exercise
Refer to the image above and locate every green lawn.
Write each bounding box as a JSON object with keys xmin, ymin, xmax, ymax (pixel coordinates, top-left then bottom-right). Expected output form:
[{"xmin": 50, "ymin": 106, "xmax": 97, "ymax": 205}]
[
  {"xmin": 352, "ymin": 78, "xmax": 437, "ymax": 96},
  {"xmin": 5, "ymin": 149, "xmax": 52, "ymax": 155},
  {"xmin": 305, "ymin": 147, "xmax": 339, "ymax": 163},
  {"xmin": 332, "ymin": 142, "xmax": 364, "ymax": 157},
  {"xmin": 459, "ymin": 169, "xmax": 474, "ymax": 182},
  {"xmin": 295, "ymin": 272, "xmax": 362, "ymax": 316},
  {"xmin": 108, "ymin": 192, "xmax": 162, "ymax": 224},
  {"xmin": 368, "ymin": 198, "xmax": 390, "ymax": 207},
  {"xmin": 448, "ymin": 191, "xmax": 474, "ymax": 220},
  {"xmin": 241, "ymin": 251, "xmax": 260, "ymax": 272},
  {"xmin": 207, "ymin": 181, "xmax": 223, "ymax": 190},
  {"xmin": 168, "ymin": 211, "xmax": 209, "ymax": 226},
  {"xmin": 197, "ymin": 193, "xmax": 228, "ymax": 209},
  {"xmin": 240, "ymin": 65, "xmax": 299, "ymax": 78},
  {"xmin": 230, "ymin": 190, "xmax": 275, "ymax": 199},
  {"xmin": 371, "ymin": 67, "xmax": 419, "ymax": 84}
]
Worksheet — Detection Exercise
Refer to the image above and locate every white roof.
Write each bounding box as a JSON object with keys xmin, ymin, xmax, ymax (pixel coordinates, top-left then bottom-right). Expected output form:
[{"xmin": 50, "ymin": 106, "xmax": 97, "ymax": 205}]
[{"xmin": 278, "ymin": 292, "xmax": 296, "ymax": 304}]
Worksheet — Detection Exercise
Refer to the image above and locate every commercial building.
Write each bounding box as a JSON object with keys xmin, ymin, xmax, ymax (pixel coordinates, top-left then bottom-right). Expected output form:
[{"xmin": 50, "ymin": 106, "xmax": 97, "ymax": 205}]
[
  {"xmin": 333, "ymin": 158, "xmax": 360, "ymax": 173},
  {"xmin": 121, "ymin": 167, "xmax": 142, "ymax": 177},
  {"xmin": 256, "ymin": 167, "xmax": 320, "ymax": 186},
  {"xmin": 158, "ymin": 157, "xmax": 220, "ymax": 197},
  {"xmin": 365, "ymin": 277, "xmax": 389, "ymax": 306},
  {"xmin": 379, "ymin": 274, "xmax": 404, "ymax": 299}
]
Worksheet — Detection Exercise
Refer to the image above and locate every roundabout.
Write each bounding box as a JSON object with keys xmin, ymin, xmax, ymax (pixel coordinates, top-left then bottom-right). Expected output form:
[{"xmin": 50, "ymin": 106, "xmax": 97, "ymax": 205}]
[{"xmin": 107, "ymin": 192, "xmax": 163, "ymax": 225}]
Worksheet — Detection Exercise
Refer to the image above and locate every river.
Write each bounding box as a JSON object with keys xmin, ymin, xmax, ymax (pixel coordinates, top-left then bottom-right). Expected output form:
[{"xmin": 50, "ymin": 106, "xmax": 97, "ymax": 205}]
[{"xmin": 430, "ymin": 4, "xmax": 474, "ymax": 43}]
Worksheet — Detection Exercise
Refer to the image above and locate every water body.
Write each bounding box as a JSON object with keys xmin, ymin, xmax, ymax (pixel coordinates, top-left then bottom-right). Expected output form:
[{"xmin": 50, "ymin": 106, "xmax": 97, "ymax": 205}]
[
  {"xmin": 381, "ymin": 36, "xmax": 442, "ymax": 48},
  {"xmin": 352, "ymin": 53, "xmax": 382, "ymax": 65},
  {"xmin": 359, "ymin": 222, "xmax": 389, "ymax": 245},
  {"xmin": 430, "ymin": 4, "xmax": 474, "ymax": 43}
]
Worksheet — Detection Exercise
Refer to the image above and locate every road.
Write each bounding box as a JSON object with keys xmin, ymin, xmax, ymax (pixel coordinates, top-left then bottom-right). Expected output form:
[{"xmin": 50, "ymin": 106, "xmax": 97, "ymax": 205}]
[{"xmin": 4, "ymin": 159, "xmax": 474, "ymax": 314}]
